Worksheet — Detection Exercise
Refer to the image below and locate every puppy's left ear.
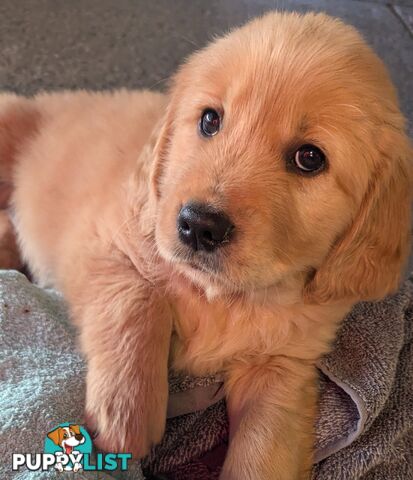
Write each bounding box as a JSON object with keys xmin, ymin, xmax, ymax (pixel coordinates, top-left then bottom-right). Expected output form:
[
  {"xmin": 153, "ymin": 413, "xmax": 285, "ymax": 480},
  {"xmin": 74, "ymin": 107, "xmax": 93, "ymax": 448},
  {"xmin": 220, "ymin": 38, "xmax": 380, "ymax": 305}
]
[{"xmin": 305, "ymin": 125, "xmax": 412, "ymax": 304}]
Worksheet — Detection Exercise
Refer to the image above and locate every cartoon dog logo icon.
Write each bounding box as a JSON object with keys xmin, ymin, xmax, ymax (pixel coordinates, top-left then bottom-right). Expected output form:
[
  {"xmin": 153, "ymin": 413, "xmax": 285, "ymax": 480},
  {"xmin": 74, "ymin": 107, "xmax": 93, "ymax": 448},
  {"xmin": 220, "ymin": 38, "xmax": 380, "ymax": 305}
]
[{"xmin": 47, "ymin": 424, "xmax": 85, "ymax": 472}]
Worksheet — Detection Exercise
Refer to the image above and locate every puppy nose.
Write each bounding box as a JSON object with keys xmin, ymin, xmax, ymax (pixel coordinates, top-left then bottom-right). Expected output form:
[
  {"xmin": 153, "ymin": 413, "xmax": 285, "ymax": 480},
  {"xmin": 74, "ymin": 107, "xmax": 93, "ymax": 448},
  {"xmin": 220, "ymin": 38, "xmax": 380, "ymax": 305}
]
[
  {"xmin": 177, "ymin": 202, "xmax": 234, "ymax": 252},
  {"xmin": 75, "ymin": 434, "xmax": 83, "ymax": 441}
]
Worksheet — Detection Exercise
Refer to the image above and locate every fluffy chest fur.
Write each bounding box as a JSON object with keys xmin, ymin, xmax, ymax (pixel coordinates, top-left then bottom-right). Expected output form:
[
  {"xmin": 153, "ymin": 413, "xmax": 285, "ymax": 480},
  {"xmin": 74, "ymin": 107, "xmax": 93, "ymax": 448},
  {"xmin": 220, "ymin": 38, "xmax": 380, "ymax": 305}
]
[{"xmin": 168, "ymin": 276, "xmax": 347, "ymax": 376}]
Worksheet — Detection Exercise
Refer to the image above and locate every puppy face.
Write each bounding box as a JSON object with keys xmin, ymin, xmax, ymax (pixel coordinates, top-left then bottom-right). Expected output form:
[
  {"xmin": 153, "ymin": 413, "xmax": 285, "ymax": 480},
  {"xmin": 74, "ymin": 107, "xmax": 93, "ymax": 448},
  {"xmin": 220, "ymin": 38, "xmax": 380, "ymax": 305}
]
[{"xmin": 153, "ymin": 12, "xmax": 412, "ymax": 301}]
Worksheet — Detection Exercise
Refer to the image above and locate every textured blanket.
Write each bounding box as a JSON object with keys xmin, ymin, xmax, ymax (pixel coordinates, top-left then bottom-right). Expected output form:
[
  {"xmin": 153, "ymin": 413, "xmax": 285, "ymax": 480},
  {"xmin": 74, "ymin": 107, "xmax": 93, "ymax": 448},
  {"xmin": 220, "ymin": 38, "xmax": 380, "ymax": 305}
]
[{"xmin": 1, "ymin": 270, "xmax": 412, "ymax": 479}]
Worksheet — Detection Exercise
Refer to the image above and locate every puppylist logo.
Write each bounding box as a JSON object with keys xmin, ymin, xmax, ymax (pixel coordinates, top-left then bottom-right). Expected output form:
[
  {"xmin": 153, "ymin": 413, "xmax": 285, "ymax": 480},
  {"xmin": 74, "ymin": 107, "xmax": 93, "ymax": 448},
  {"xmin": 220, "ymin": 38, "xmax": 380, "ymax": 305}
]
[{"xmin": 12, "ymin": 422, "xmax": 131, "ymax": 473}]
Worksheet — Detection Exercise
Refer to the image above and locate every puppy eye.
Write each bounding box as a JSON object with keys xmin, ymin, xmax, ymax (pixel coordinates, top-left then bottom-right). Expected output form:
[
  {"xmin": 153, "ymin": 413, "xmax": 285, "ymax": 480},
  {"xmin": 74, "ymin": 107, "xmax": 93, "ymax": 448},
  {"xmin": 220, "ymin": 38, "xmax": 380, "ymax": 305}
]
[
  {"xmin": 292, "ymin": 144, "xmax": 326, "ymax": 174},
  {"xmin": 199, "ymin": 109, "xmax": 221, "ymax": 137}
]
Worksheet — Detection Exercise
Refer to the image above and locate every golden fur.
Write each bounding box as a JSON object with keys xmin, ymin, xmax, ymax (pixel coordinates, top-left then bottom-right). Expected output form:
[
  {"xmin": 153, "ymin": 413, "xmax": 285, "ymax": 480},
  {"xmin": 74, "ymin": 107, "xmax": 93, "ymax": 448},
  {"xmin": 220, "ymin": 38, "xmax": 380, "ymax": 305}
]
[{"xmin": 0, "ymin": 12, "xmax": 411, "ymax": 480}]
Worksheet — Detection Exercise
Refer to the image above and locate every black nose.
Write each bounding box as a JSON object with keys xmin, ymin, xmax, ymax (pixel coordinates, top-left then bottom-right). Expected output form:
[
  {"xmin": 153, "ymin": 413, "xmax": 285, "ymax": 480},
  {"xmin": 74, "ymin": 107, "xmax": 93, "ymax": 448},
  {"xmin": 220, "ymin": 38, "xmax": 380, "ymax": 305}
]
[
  {"xmin": 177, "ymin": 202, "xmax": 234, "ymax": 252},
  {"xmin": 75, "ymin": 434, "xmax": 83, "ymax": 441}
]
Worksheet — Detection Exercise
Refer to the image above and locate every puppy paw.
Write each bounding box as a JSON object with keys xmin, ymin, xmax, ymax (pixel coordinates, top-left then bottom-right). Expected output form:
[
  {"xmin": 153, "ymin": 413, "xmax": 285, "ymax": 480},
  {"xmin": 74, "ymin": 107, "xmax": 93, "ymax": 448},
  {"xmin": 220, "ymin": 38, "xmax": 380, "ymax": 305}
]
[{"xmin": 84, "ymin": 387, "xmax": 166, "ymax": 459}]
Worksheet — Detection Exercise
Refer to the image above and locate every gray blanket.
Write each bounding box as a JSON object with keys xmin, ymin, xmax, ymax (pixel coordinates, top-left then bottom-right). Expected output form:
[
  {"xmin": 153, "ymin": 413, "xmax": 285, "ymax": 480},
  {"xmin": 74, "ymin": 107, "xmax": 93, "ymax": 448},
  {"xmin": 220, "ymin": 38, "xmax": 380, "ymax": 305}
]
[{"xmin": 0, "ymin": 270, "xmax": 412, "ymax": 479}]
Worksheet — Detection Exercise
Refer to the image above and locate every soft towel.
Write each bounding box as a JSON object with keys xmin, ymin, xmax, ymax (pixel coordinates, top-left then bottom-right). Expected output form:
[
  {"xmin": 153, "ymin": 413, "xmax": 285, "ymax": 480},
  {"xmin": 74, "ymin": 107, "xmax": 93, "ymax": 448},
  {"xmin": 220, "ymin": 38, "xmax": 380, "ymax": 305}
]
[{"xmin": 0, "ymin": 270, "xmax": 412, "ymax": 479}]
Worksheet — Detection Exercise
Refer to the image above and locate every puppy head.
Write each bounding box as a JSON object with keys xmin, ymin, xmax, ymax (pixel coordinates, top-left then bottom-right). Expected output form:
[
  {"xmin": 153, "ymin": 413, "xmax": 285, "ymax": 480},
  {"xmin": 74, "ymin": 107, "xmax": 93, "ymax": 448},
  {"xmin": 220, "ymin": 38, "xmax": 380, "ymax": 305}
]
[{"xmin": 152, "ymin": 12, "xmax": 412, "ymax": 303}]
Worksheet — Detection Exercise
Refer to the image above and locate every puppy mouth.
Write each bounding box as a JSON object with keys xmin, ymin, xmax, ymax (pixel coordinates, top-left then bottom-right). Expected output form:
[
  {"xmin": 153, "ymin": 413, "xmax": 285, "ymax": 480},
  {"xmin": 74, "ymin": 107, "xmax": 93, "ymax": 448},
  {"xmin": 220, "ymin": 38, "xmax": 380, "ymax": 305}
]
[
  {"xmin": 182, "ymin": 255, "xmax": 220, "ymax": 275},
  {"xmin": 172, "ymin": 248, "xmax": 222, "ymax": 276}
]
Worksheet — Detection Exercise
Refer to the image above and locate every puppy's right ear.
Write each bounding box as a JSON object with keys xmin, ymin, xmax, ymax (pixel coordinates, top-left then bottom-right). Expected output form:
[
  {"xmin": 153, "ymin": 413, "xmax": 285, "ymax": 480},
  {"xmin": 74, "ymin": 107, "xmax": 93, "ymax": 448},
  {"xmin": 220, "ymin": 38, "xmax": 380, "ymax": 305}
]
[
  {"xmin": 150, "ymin": 102, "xmax": 175, "ymax": 199},
  {"xmin": 150, "ymin": 67, "xmax": 188, "ymax": 199},
  {"xmin": 47, "ymin": 427, "xmax": 63, "ymax": 446},
  {"xmin": 0, "ymin": 94, "xmax": 39, "ymax": 183}
]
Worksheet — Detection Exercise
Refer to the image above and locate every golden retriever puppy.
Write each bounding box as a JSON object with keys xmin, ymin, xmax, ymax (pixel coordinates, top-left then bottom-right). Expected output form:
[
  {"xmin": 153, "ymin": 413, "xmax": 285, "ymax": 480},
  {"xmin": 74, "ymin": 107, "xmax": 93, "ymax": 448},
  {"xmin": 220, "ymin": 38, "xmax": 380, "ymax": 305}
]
[{"xmin": 0, "ymin": 12, "xmax": 411, "ymax": 480}]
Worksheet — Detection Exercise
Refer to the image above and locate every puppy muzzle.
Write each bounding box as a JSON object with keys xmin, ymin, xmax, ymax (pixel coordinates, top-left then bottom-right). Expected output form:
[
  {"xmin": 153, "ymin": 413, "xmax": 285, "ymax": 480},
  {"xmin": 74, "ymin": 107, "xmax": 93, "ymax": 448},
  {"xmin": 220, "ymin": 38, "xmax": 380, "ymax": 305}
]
[{"xmin": 177, "ymin": 202, "xmax": 234, "ymax": 253}]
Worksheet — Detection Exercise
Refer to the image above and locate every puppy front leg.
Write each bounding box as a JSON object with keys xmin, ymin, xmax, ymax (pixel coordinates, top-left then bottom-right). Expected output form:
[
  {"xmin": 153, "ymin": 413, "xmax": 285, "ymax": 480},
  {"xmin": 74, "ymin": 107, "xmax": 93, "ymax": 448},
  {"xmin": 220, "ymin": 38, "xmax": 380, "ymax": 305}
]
[
  {"xmin": 67, "ymin": 254, "xmax": 172, "ymax": 458},
  {"xmin": 221, "ymin": 358, "xmax": 317, "ymax": 480}
]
